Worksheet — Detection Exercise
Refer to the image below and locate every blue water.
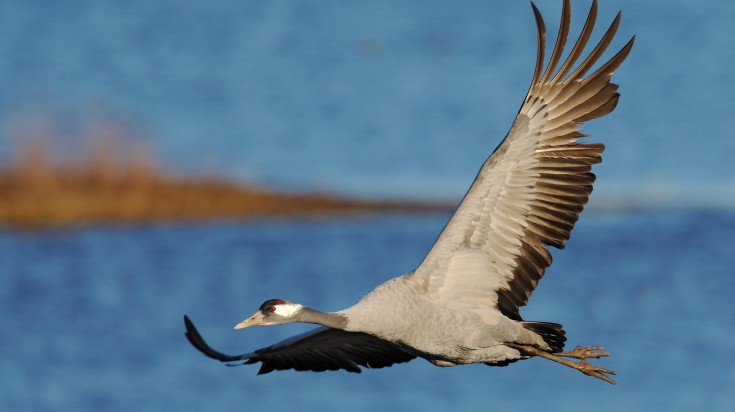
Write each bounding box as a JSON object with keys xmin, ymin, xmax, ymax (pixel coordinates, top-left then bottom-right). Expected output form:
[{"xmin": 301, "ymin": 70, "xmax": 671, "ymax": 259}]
[
  {"xmin": 0, "ymin": 0, "xmax": 733, "ymax": 204},
  {"xmin": 1, "ymin": 210, "xmax": 734, "ymax": 411},
  {"xmin": 1, "ymin": 1, "xmax": 735, "ymax": 411}
]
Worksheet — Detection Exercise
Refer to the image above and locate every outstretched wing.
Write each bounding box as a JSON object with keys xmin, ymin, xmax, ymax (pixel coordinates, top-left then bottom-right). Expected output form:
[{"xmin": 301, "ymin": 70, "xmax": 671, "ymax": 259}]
[
  {"xmin": 412, "ymin": 0, "xmax": 634, "ymax": 320},
  {"xmin": 184, "ymin": 316, "xmax": 415, "ymax": 374}
]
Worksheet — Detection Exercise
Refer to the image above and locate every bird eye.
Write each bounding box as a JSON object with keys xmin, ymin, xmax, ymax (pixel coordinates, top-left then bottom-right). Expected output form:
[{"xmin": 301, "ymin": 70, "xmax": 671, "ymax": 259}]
[{"xmin": 268, "ymin": 306, "xmax": 276, "ymax": 313}]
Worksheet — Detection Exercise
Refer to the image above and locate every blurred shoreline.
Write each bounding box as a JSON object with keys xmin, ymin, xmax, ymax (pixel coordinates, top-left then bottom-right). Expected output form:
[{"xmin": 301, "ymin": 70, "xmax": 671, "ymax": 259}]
[{"xmin": 0, "ymin": 136, "xmax": 450, "ymax": 229}]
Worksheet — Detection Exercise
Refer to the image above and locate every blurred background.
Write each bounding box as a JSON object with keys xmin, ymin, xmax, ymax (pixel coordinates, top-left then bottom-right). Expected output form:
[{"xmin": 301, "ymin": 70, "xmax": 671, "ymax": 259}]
[{"xmin": 1, "ymin": 0, "xmax": 733, "ymax": 411}]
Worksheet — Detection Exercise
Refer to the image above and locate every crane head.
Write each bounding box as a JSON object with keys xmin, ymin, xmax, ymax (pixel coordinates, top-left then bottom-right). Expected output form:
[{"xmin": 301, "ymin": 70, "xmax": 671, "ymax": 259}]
[{"xmin": 234, "ymin": 299, "xmax": 303, "ymax": 329}]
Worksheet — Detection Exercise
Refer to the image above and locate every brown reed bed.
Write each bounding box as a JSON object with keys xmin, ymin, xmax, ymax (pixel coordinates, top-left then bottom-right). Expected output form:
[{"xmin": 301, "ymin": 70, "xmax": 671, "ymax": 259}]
[{"xmin": 0, "ymin": 135, "xmax": 448, "ymax": 229}]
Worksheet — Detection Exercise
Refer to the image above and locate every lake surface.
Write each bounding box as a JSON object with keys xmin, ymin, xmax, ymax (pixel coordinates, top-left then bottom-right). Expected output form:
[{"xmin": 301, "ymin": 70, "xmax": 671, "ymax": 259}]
[
  {"xmin": 0, "ymin": 0, "xmax": 733, "ymax": 205},
  {"xmin": 1, "ymin": 210, "xmax": 734, "ymax": 411}
]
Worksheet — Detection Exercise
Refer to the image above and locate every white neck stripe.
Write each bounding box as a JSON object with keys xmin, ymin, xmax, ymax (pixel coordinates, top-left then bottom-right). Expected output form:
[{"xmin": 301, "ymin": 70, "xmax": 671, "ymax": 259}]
[{"xmin": 273, "ymin": 303, "xmax": 302, "ymax": 317}]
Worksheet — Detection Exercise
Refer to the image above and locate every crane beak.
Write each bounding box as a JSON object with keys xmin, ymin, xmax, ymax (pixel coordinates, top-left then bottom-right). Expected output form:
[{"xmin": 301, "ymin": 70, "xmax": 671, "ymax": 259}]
[{"xmin": 234, "ymin": 311, "xmax": 267, "ymax": 329}]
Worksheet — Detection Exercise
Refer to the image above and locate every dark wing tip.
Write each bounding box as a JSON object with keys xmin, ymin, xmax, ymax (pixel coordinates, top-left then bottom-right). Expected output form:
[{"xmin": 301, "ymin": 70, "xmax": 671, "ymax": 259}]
[
  {"xmin": 184, "ymin": 315, "xmax": 248, "ymax": 363},
  {"xmin": 183, "ymin": 318, "xmax": 414, "ymax": 375},
  {"xmin": 622, "ymin": 35, "xmax": 636, "ymax": 58},
  {"xmin": 530, "ymin": 2, "xmax": 545, "ymax": 34},
  {"xmin": 530, "ymin": 1, "xmax": 547, "ymax": 86}
]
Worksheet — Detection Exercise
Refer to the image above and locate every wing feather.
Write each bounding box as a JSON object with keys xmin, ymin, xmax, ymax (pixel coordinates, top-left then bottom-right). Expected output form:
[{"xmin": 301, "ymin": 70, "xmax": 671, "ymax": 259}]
[
  {"xmin": 184, "ymin": 316, "xmax": 415, "ymax": 374},
  {"xmin": 411, "ymin": 0, "xmax": 634, "ymax": 320}
]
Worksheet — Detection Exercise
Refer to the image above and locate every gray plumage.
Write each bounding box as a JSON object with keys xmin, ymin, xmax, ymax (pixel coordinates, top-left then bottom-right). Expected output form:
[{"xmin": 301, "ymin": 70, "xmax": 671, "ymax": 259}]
[{"xmin": 185, "ymin": 0, "xmax": 634, "ymax": 384}]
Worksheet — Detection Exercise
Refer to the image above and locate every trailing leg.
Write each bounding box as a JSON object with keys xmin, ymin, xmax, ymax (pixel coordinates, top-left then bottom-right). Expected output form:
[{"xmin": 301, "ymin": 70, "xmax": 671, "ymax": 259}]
[
  {"xmin": 506, "ymin": 343, "xmax": 617, "ymax": 384},
  {"xmin": 557, "ymin": 345, "xmax": 610, "ymax": 360}
]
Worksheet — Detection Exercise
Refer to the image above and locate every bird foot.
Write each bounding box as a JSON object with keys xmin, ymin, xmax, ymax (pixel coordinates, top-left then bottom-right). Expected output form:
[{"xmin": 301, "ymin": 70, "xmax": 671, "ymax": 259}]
[
  {"xmin": 557, "ymin": 345, "xmax": 611, "ymax": 360},
  {"xmin": 506, "ymin": 343, "xmax": 617, "ymax": 385},
  {"xmin": 557, "ymin": 345, "xmax": 616, "ymax": 384},
  {"xmin": 574, "ymin": 358, "xmax": 617, "ymax": 385}
]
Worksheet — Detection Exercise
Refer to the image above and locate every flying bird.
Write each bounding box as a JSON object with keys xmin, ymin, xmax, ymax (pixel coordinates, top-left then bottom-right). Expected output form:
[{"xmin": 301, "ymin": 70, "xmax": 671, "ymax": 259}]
[{"xmin": 184, "ymin": 0, "xmax": 634, "ymax": 384}]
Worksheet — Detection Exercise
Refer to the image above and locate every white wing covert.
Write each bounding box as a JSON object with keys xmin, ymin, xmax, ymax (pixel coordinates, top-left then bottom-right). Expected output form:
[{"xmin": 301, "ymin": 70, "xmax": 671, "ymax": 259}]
[{"xmin": 412, "ymin": 0, "xmax": 634, "ymax": 320}]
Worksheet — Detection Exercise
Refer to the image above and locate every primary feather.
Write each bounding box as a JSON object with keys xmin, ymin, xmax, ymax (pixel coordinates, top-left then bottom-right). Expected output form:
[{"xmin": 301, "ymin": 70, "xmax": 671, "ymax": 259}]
[{"xmin": 413, "ymin": 0, "xmax": 633, "ymax": 321}]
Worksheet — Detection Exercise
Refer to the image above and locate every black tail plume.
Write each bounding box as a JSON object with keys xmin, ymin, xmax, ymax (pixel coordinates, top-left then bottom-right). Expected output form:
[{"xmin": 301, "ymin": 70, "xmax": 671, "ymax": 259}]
[{"xmin": 522, "ymin": 321, "xmax": 567, "ymax": 353}]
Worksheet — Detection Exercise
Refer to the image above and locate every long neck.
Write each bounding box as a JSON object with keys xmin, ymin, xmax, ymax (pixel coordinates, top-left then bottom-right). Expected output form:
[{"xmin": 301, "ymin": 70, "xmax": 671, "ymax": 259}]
[{"xmin": 296, "ymin": 307, "xmax": 348, "ymax": 329}]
